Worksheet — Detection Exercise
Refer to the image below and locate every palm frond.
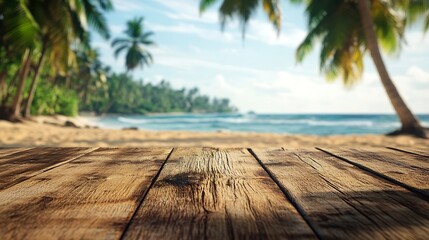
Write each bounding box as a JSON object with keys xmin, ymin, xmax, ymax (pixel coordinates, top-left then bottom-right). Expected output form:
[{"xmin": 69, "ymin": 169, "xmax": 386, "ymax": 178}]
[
  {"xmin": 112, "ymin": 38, "xmax": 130, "ymax": 47},
  {"xmin": 297, "ymin": 0, "xmax": 405, "ymax": 86},
  {"xmin": 82, "ymin": 0, "xmax": 110, "ymax": 39},
  {"xmin": 199, "ymin": 0, "xmax": 281, "ymax": 35},
  {"xmin": 2, "ymin": 0, "xmax": 39, "ymax": 49},
  {"xmin": 112, "ymin": 16, "xmax": 154, "ymax": 71},
  {"xmin": 262, "ymin": 0, "xmax": 281, "ymax": 32},
  {"xmin": 199, "ymin": 0, "xmax": 217, "ymax": 12},
  {"xmin": 96, "ymin": 0, "xmax": 113, "ymax": 11},
  {"xmin": 113, "ymin": 44, "xmax": 128, "ymax": 58}
]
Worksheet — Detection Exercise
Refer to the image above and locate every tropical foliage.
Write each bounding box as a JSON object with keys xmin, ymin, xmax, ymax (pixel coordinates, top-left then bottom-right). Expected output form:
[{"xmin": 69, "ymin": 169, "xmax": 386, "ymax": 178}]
[
  {"xmin": 79, "ymin": 73, "xmax": 236, "ymax": 114},
  {"xmin": 200, "ymin": 0, "xmax": 283, "ymax": 33},
  {"xmin": 0, "ymin": 0, "xmax": 112, "ymax": 120},
  {"xmin": 0, "ymin": 1, "xmax": 236, "ymax": 121},
  {"xmin": 296, "ymin": 0, "xmax": 403, "ymax": 84},
  {"xmin": 200, "ymin": 0, "xmax": 428, "ymax": 137}
]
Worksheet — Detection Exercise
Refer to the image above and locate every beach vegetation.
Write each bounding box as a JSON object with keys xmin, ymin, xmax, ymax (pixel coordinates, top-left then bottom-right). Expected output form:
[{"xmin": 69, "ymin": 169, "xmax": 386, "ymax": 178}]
[
  {"xmin": 79, "ymin": 73, "xmax": 237, "ymax": 115},
  {"xmin": 0, "ymin": 1, "xmax": 236, "ymax": 120}
]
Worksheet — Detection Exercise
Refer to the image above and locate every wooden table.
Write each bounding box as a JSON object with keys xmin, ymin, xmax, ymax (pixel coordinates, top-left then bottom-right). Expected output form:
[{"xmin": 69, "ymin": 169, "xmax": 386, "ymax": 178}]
[{"xmin": 0, "ymin": 147, "xmax": 428, "ymax": 239}]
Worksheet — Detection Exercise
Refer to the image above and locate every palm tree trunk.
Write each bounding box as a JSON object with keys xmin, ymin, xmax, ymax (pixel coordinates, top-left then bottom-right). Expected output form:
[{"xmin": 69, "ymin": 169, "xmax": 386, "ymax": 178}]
[
  {"xmin": 357, "ymin": 0, "xmax": 426, "ymax": 138},
  {"xmin": 82, "ymin": 75, "xmax": 91, "ymax": 105},
  {"xmin": 0, "ymin": 71, "xmax": 6, "ymax": 100},
  {"xmin": 65, "ymin": 73, "xmax": 71, "ymax": 88},
  {"xmin": 1, "ymin": 68, "xmax": 20, "ymax": 107},
  {"xmin": 23, "ymin": 42, "xmax": 47, "ymax": 118},
  {"xmin": 10, "ymin": 49, "xmax": 32, "ymax": 121}
]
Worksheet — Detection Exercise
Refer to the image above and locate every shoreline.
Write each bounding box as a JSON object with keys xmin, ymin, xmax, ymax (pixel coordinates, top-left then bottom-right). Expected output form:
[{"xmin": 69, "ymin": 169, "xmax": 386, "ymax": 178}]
[{"xmin": 0, "ymin": 115, "xmax": 427, "ymax": 148}]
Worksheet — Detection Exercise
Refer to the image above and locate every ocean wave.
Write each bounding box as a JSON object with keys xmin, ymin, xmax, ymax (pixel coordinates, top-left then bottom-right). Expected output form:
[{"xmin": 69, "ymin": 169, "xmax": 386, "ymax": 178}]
[
  {"xmin": 118, "ymin": 117, "xmax": 148, "ymax": 124},
  {"xmin": 306, "ymin": 120, "xmax": 374, "ymax": 127},
  {"xmin": 93, "ymin": 113, "xmax": 429, "ymax": 134},
  {"xmin": 118, "ymin": 116, "xmax": 253, "ymax": 124},
  {"xmin": 117, "ymin": 116, "xmax": 382, "ymax": 127}
]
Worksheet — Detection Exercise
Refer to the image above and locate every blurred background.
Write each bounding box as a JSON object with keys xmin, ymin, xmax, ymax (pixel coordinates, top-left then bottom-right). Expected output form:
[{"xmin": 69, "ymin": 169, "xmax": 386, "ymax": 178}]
[{"xmin": 0, "ymin": 0, "xmax": 428, "ymax": 147}]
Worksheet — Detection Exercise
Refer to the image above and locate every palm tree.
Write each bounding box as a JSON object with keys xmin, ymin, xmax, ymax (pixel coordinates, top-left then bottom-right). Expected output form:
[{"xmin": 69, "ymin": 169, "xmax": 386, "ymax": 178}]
[
  {"xmin": 200, "ymin": 0, "xmax": 427, "ymax": 138},
  {"xmin": 358, "ymin": 0, "xmax": 426, "ymax": 137},
  {"xmin": 0, "ymin": 0, "xmax": 112, "ymax": 120},
  {"xmin": 22, "ymin": 0, "xmax": 112, "ymax": 118},
  {"xmin": 105, "ymin": 17, "xmax": 154, "ymax": 114},
  {"xmin": 112, "ymin": 17, "xmax": 154, "ymax": 72},
  {"xmin": 296, "ymin": 0, "xmax": 426, "ymax": 137},
  {"xmin": 0, "ymin": 0, "xmax": 39, "ymax": 120},
  {"xmin": 73, "ymin": 46, "xmax": 107, "ymax": 105}
]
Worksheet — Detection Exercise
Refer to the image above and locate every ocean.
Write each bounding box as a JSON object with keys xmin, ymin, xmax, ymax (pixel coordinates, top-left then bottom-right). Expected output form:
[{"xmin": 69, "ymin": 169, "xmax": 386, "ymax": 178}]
[{"xmin": 90, "ymin": 113, "xmax": 429, "ymax": 136}]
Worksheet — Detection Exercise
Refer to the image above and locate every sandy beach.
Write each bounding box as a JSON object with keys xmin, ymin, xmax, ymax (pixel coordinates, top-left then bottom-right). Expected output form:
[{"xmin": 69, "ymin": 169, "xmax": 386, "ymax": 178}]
[{"xmin": 0, "ymin": 116, "xmax": 427, "ymax": 148}]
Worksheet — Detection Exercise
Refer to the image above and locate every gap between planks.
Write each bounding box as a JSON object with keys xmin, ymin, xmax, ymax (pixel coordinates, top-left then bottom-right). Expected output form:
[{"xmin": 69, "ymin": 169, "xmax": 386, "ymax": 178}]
[
  {"xmin": 386, "ymin": 147, "xmax": 429, "ymax": 158},
  {"xmin": 316, "ymin": 147, "xmax": 429, "ymax": 201},
  {"xmin": 121, "ymin": 148, "xmax": 316, "ymax": 239},
  {"xmin": 0, "ymin": 147, "xmax": 35, "ymax": 159},
  {"xmin": 0, "ymin": 147, "xmax": 100, "ymax": 191},
  {"xmin": 119, "ymin": 148, "xmax": 175, "ymax": 240},
  {"xmin": 0, "ymin": 148, "xmax": 173, "ymax": 239},
  {"xmin": 248, "ymin": 148, "xmax": 323, "ymax": 240},
  {"xmin": 251, "ymin": 147, "xmax": 429, "ymax": 239}
]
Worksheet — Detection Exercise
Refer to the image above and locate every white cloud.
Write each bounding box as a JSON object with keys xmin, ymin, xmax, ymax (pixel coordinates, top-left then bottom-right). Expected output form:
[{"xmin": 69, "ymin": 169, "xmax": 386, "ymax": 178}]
[
  {"xmin": 186, "ymin": 68, "xmax": 429, "ymax": 114},
  {"xmin": 247, "ymin": 20, "xmax": 307, "ymax": 47},
  {"xmin": 112, "ymin": 0, "xmax": 146, "ymax": 12},
  {"xmin": 403, "ymin": 31, "xmax": 429, "ymax": 53},
  {"xmin": 154, "ymin": 0, "xmax": 218, "ymax": 23},
  {"xmin": 189, "ymin": 45, "xmax": 202, "ymax": 53},
  {"xmin": 155, "ymin": 55, "xmax": 271, "ymax": 75},
  {"xmin": 109, "ymin": 24, "xmax": 123, "ymax": 35},
  {"xmin": 149, "ymin": 22, "xmax": 237, "ymax": 42},
  {"xmin": 221, "ymin": 48, "xmax": 239, "ymax": 54},
  {"xmin": 406, "ymin": 66, "xmax": 429, "ymax": 86}
]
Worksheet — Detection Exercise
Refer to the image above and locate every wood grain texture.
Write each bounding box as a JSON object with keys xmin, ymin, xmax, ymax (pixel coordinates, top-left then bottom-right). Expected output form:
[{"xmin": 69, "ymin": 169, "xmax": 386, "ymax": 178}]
[
  {"xmin": 0, "ymin": 147, "xmax": 96, "ymax": 190},
  {"xmin": 123, "ymin": 147, "xmax": 316, "ymax": 239},
  {"xmin": 252, "ymin": 148, "xmax": 429, "ymax": 239},
  {"xmin": 0, "ymin": 148, "xmax": 32, "ymax": 158},
  {"xmin": 318, "ymin": 147, "xmax": 429, "ymax": 198},
  {"xmin": 387, "ymin": 146, "xmax": 429, "ymax": 158},
  {"xmin": 0, "ymin": 147, "xmax": 171, "ymax": 239}
]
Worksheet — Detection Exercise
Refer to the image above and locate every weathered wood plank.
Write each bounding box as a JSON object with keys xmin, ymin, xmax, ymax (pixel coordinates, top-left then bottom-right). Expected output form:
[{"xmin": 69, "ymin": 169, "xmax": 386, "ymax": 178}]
[
  {"xmin": 0, "ymin": 148, "xmax": 32, "ymax": 158},
  {"xmin": 0, "ymin": 147, "xmax": 96, "ymax": 190},
  {"xmin": 0, "ymin": 147, "xmax": 171, "ymax": 239},
  {"xmin": 123, "ymin": 147, "xmax": 316, "ymax": 239},
  {"xmin": 252, "ymin": 148, "xmax": 429, "ymax": 239},
  {"xmin": 318, "ymin": 147, "xmax": 429, "ymax": 198},
  {"xmin": 387, "ymin": 146, "xmax": 429, "ymax": 158}
]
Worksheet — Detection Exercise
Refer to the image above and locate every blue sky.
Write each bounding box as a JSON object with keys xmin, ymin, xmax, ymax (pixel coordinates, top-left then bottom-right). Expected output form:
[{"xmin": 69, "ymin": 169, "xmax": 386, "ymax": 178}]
[{"xmin": 92, "ymin": 0, "xmax": 429, "ymax": 114}]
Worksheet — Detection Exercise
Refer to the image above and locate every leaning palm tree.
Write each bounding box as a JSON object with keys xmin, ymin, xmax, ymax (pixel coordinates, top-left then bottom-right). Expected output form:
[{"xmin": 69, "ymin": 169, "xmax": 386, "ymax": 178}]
[
  {"xmin": 200, "ymin": 0, "xmax": 427, "ymax": 138},
  {"xmin": 112, "ymin": 17, "xmax": 154, "ymax": 73},
  {"xmin": 296, "ymin": 0, "xmax": 426, "ymax": 137}
]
